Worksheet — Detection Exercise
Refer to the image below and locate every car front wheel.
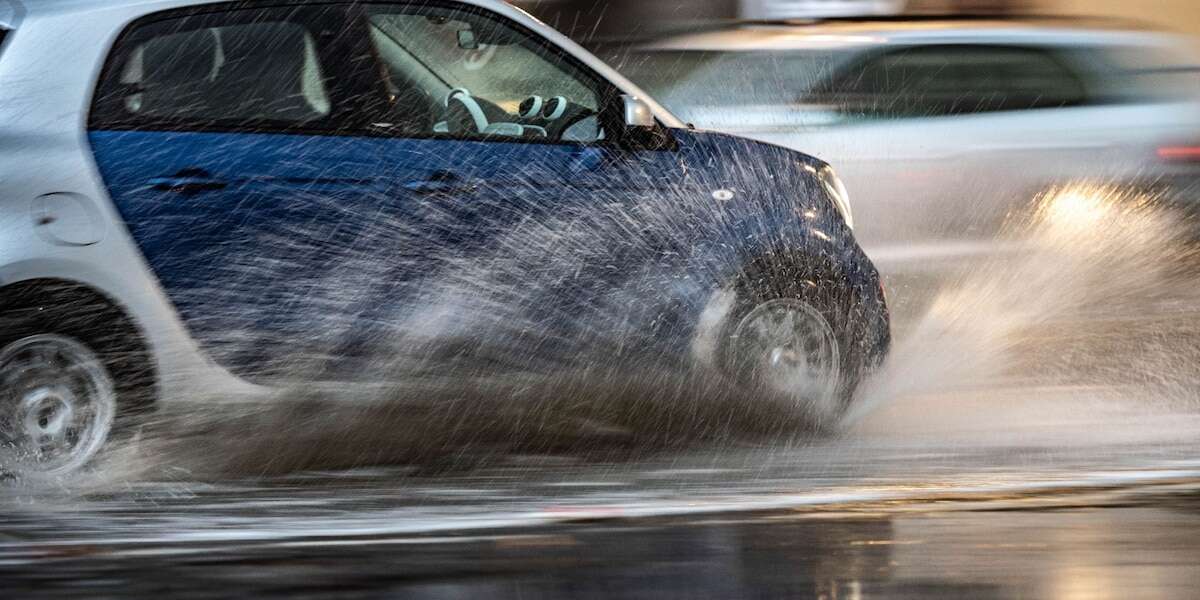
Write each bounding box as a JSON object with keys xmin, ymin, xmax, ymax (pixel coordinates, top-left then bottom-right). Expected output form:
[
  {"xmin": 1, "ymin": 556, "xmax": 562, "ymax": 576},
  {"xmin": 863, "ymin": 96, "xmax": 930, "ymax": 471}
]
[{"xmin": 717, "ymin": 261, "xmax": 864, "ymax": 428}]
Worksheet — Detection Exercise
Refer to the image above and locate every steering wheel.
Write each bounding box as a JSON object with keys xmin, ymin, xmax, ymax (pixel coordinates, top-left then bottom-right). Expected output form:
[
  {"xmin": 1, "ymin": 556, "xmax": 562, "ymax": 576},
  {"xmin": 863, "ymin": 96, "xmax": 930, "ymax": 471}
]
[{"xmin": 443, "ymin": 88, "xmax": 489, "ymax": 135}]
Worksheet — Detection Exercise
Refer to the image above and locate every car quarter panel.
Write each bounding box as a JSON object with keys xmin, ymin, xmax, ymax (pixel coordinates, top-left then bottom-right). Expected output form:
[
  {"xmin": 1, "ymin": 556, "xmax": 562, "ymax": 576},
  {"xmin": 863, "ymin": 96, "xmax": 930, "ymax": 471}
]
[{"xmin": 0, "ymin": 1, "xmax": 264, "ymax": 404}]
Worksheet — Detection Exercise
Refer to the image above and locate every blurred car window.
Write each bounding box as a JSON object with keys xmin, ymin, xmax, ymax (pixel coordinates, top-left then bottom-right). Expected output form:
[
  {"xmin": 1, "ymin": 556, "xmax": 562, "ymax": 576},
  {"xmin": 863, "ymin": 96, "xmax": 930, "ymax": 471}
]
[
  {"xmin": 605, "ymin": 49, "xmax": 846, "ymax": 109},
  {"xmin": 114, "ymin": 20, "xmax": 331, "ymax": 126},
  {"xmin": 814, "ymin": 45, "xmax": 1087, "ymax": 118},
  {"xmin": 605, "ymin": 38, "xmax": 1199, "ymax": 131},
  {"xmin": 1066, "ymin": 44, "xmax": 1200, "ymax": 103}
]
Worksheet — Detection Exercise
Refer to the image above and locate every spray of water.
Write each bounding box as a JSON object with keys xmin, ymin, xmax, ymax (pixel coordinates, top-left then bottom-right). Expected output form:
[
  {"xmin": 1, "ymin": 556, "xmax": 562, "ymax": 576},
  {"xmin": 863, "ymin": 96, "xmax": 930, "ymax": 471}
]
[
  {"xmin": 847, "ymin": 183, "xmax": 1199, "ymax": 427},
  {"xmin": 17, "ymin": 180, "xmax": 1191, "ymax": 486}
]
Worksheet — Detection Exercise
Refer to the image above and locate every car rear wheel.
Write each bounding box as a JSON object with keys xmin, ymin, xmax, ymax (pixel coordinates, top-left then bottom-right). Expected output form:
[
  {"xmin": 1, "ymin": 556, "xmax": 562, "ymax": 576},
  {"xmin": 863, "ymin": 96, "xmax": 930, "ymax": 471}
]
[{"xmin": 0, "ymin": 333, "xmax": 117, "ymax": 477}]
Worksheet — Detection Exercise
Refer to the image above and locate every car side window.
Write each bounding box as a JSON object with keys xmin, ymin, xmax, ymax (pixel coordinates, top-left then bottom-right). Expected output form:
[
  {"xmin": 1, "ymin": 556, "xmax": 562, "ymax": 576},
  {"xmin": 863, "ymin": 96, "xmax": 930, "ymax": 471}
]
[
  {"xmin": 365, "ymin": 4, "xmax": 608, "ymax": 142},
  {"xmin": 817, "ymin": 44, "xmax": 1088, "ymax": 119},
  {"xmin": 606, "ymin": 49, "xmax": 840, "ymax": 108},
  {"xmin": 91, "ymin": 7, "xmax": 344, "ymax": 131}
]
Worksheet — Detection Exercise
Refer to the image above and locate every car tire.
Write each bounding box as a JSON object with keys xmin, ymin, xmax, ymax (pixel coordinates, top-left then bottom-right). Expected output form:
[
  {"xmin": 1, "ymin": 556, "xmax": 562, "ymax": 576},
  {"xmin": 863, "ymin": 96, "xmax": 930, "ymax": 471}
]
[
  {"xmin": 717, "ymin": 259, "xmax": 866, "ymax": 428},
  {"xmin": 0, "ymin": 299, "xmax": 152, "ymax": 478}
]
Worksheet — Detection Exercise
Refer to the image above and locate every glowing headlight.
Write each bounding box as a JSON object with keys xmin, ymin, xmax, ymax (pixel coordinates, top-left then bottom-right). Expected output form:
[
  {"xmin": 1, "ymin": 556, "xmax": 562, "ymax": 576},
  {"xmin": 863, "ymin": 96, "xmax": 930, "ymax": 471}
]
[{"xmin": 818, "ymin": 165, "xmax": 853, "ymax": 230}]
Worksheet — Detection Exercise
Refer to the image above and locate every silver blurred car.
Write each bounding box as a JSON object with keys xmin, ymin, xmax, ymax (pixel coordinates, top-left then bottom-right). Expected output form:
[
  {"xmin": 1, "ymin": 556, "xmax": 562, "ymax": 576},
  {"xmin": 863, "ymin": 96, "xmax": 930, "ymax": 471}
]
[{"xmin": 596, "ymin": 17, "xmax": 1200, "ymax": 273}]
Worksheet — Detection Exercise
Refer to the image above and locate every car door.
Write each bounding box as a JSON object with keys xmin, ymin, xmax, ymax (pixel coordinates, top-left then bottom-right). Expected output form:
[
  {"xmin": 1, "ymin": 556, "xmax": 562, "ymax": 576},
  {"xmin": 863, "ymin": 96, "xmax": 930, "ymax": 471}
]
[
  {"xmin": 88, "ymin": 1, "xmax": 684, "ymax": 380},
  {"xmin": 87, "ymin": 4, "xmax": 404, "ymax": 379},
  {"xmin": 346, "ymin": 2, "xmax": 686, "ymax": 349},
  {"xmin": 357, "ymin": 1, "xmax": 640, "ymax": 211}
]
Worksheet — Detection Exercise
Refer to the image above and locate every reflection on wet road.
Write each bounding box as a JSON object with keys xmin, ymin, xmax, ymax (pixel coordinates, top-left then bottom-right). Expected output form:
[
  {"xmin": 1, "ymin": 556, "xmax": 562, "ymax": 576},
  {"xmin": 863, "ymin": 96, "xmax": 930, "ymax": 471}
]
[
  {"xmin": 6, "ymin": 423, "xmax": 1200, "ymax": 598},
  {"xmin": 6, "ymin": 477, "xmax": 1200, "ymax": 598}
]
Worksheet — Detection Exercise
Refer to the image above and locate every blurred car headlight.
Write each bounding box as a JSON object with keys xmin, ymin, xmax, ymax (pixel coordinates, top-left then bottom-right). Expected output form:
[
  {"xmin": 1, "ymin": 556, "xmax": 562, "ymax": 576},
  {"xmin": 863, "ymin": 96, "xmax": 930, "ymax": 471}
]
[{"xmin": 818, "ymin": 165, "xmax": 853, "ymax": 230}]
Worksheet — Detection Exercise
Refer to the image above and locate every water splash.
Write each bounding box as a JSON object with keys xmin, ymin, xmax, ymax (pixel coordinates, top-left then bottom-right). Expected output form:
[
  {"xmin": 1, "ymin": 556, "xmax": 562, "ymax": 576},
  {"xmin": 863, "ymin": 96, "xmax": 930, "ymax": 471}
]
[
  {"xmin": 847, "ymin": 183, "xmax": 1198, "ymax": 426},
  {"xmin": 18, "ymin": 181, "xmax": 1196, "ymax": 485}
]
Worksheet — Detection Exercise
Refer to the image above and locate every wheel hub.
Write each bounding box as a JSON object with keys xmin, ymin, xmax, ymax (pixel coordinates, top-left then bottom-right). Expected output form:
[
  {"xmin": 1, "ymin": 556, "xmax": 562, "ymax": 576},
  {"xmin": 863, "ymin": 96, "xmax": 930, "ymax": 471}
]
[
  {"xmin": 20, "ymin": 387, "xmax": 79, "ymax": 453},
  {"xmin": 730, "ymin": 298, "xmax": 841, "ymax": 416},
  {"xmin": 0, "ymin": 334, "xmax": 115, "ymax": 476}
]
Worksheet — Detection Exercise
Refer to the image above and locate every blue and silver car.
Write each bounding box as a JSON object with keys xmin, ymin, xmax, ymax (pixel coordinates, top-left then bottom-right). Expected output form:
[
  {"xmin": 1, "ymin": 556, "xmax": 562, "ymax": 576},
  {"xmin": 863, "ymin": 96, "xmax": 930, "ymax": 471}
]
[{"xmin": 0, "ymin": 0, "xmax": 889, "ymax": 476}]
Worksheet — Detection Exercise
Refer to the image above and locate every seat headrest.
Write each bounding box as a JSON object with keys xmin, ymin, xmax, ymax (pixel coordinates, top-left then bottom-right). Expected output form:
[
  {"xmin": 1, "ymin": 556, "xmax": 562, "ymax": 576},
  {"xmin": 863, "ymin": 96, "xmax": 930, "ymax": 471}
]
[
  {"xmin": 143, "ymin": 29, "xmax": 218, "ymax": 86},
  {"xmin": 210, "ymin": 22, "xmax": 323, "ymax": 121},
  {"xmin": 216, "ymin": 22, "xmax": 309, "ymax": 77}
]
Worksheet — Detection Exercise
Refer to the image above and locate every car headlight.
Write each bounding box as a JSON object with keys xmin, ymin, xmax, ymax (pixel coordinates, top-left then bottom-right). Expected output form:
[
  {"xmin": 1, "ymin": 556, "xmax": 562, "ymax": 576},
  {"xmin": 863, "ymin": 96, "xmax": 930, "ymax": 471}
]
[{"xmin": 818, "ymin": 165, "xmax": 853, "ymax": 230}]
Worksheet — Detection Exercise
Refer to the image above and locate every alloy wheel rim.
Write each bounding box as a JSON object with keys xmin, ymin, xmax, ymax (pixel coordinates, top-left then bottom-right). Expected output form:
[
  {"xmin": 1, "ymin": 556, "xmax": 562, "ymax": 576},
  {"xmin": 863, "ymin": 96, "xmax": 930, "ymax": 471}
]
[
  {"xmin": 730, "ymin": 298, "xmax": 841, "ymax": 417},
  {"xmin": 0, "ymin": 334, "xmax": 115, "ymax": 476}
]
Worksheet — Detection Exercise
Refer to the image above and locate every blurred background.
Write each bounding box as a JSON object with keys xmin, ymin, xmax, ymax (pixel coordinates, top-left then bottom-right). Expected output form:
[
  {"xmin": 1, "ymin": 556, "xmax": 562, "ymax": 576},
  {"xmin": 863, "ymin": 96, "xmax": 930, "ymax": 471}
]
[
  {"xmin": 513, "ymin": 0, "xmax": 1200, "ymax": 297},
  {"xmin": 515, "ymin": 0, "xmax": 1200, "ymax": 38}
]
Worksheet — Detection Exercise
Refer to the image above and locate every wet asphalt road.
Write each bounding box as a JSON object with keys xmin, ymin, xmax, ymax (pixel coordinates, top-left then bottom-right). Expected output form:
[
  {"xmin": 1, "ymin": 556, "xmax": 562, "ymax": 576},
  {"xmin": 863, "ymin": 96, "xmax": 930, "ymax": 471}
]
[
  {"xmin": 6, "ymin": 298, "xmax": 1200, "ymax": 600},
  {"xmin": 5, "ymin": 418, "xmax": 1200, "ymax": 600},
  {"xmin": 5, "ymin": 479, "xmax": 1200, "ymax": 599}
]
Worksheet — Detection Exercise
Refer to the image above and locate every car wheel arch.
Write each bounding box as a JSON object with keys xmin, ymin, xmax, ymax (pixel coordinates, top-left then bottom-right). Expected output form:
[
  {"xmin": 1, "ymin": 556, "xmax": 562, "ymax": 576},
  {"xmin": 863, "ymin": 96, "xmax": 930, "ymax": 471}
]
[{"xmin": 0, "ymin": 277, "xmax": 159, "ymax": 415}]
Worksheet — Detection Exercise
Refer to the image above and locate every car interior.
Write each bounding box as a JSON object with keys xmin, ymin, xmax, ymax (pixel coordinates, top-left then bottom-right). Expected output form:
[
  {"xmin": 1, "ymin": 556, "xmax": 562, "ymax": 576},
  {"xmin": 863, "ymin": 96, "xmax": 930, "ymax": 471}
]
[
  {"xmin": 121, "ymin": 22, "xmax": 331, "ymax": 125},
  {"xmin": 117, "ymin": 9, "xmax": 604, "ymax": 143},
  {"xmin": 365, "ymin": 9, "xmax": 604, "ymax": 142}
]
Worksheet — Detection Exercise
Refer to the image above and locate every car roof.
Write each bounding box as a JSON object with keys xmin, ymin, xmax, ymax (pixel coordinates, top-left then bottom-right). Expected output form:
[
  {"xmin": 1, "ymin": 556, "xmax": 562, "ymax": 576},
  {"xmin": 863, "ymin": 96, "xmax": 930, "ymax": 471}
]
[
  {"xmin": 16, "ymin": 0, "xmax": 525, "ymax": 20},
  {"xmin": 634, "ymin": 17, "xmax": 1191, "ymax": 53}
]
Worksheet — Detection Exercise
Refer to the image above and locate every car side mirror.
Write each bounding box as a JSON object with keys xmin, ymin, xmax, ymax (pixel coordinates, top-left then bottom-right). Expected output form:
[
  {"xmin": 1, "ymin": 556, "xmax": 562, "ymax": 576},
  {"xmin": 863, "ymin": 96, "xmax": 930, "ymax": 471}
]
[
  {"xmin": 622, "ymin": 95, "xmax": 655, "ymax": 128},
  {"xmin": 617, "ymin": 94, "xmax": 675, "ymax": 150}
]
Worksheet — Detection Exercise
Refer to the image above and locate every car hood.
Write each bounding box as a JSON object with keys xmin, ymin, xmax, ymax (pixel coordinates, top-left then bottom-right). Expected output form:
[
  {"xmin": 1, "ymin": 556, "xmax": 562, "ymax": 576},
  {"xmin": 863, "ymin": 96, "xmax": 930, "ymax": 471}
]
[{"xmin": 665, "ymin": 127, "xmax": 849, "ymax": 231}]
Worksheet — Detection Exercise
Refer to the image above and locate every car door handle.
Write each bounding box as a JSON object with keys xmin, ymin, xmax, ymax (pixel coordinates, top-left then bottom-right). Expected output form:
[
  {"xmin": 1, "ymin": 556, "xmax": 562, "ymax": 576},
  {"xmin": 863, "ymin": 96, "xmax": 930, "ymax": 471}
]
[
  {"xmin": 404, "ymin": 171, "xmax": 479, "ymax": 195},
  {"xmin": 149, "ymin": 169, "xmax": 228, "ymax": 195}
]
